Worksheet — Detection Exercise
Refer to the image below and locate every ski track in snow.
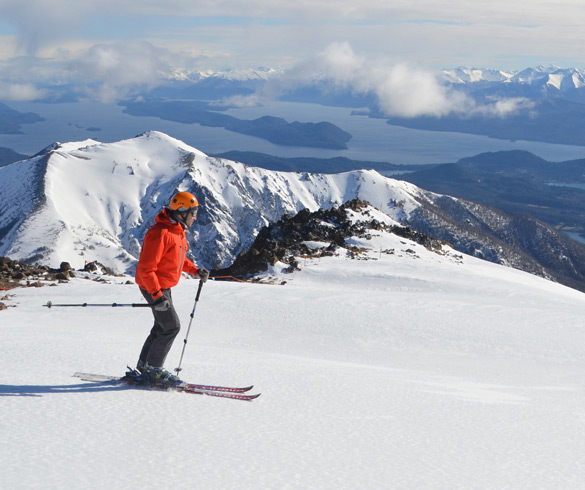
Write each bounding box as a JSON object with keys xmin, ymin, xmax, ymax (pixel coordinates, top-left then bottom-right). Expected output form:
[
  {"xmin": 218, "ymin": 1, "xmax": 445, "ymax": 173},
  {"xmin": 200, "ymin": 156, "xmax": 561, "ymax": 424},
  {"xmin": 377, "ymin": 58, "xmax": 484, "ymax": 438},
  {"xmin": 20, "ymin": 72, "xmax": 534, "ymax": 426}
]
[{"xmin": 2, "ymin": 235, "xmax": 585, "ymax": 489}]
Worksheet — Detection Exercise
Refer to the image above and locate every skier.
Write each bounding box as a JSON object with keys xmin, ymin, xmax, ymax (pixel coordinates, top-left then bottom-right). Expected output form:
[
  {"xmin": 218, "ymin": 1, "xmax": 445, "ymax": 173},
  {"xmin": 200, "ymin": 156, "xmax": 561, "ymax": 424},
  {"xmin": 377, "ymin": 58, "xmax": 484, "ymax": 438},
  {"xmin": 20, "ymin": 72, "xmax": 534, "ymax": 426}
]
[{"xmin": 134, "ymin": 191, "xmax": 209, "ymax": 385}]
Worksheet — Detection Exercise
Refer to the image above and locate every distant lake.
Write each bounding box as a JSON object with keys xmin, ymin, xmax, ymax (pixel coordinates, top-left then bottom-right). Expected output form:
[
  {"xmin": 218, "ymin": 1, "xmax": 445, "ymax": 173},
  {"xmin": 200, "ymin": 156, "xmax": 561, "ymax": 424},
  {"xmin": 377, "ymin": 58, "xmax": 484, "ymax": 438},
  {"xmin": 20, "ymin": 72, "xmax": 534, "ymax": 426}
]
[
  {"xmin": 3, "ymin": 101, "xmax": 585, "ymax": 165},
  {"xmin": 565, "ymin": 232, "xmax": 585, "ymax": 245}
]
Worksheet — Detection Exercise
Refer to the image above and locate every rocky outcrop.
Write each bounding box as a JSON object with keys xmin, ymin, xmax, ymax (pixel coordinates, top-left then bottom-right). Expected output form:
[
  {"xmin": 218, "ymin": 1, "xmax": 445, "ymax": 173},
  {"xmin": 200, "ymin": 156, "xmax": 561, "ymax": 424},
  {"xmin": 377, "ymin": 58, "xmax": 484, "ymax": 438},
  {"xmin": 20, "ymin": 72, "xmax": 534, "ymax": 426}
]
[
  {"xmin": 0, "ymin": 257, "xmax": 116, "ymax": 290},
  {"xmin": 0, "ymin": 256, "xmax": 73, "ymax": 290},
  {"xmin": 214, "ymin": 199, "xmax": 445, "ymax": 278}
]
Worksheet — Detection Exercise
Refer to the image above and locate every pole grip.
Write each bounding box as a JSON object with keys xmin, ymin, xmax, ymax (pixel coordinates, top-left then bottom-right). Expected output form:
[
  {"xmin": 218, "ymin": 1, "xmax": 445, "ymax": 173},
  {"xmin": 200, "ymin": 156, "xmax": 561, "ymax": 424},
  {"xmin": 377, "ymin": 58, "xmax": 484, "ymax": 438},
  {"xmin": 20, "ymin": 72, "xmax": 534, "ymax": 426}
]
[{"xmin": 195, "ymin": 279, "xmax": 204, "ymax": 301}]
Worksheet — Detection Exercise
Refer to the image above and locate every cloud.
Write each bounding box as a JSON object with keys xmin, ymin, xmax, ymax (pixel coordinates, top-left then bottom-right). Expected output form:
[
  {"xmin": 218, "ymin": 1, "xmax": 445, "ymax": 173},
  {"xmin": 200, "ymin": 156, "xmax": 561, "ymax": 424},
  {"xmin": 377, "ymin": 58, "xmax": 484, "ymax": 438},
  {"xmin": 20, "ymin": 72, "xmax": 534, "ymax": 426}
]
[
  {"xmin": 475, "ymin": 96, "xmax": 536, "ymax": 118},
  {"xmin": 67, "ymin": 42, "xmax": 174, "ymax": 102},
  {"xmin": 256, "ymin": 42, "xmax": 534, "ymax": 119},
  {"xmin": 0, "ymin": 0, "xmax": 584, "ymax": 75},
  {"xmin": 0, "ymin": 81, "xmax": 46, "ymax": 101},
  {"xmin": 10, "ymin": 0, "xmax": 578, "ymax": 28},
  {"xmin": 0, "ymin": 36, "xmax": 216, "ymax": 103},
  {"xmin": 214, "ymin": 93, "xmax": 264, "ymax": 108},
  {"xmin": 0, "ymin": 0, "xmax": 91, "ymax": 55}
]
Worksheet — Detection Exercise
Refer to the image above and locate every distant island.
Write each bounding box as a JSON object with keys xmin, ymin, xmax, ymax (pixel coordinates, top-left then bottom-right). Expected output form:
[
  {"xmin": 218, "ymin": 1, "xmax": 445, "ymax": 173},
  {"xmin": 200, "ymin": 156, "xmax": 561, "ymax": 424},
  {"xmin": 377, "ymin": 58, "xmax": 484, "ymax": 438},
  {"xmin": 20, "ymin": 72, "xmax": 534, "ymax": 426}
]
[
  {"xmin": 0, "ymin": 102, "xmax": 43, "ymax": 134},
  {"xmin": 214, "ymin": 149, "xmax": 585, "ymax": 245},
  {"xmin": 121, "ymin": 100, "xmax": 352, "ymax": 149},
  {"xmin": 0, "ymin": 147, "xmax": 29, "ymax": 167},
  {"xmin": 379, "ymin": 99, "xmax": 585, "ymax": 147}
]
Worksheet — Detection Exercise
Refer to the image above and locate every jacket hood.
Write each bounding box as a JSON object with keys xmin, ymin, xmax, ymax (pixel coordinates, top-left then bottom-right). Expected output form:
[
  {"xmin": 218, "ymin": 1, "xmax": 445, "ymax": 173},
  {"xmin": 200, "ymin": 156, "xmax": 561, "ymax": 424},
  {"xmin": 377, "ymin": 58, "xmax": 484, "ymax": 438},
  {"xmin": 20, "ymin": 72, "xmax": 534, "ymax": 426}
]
[{"xmin": 156, "ymin": 208, "xmax": 185, "ymax": 229}]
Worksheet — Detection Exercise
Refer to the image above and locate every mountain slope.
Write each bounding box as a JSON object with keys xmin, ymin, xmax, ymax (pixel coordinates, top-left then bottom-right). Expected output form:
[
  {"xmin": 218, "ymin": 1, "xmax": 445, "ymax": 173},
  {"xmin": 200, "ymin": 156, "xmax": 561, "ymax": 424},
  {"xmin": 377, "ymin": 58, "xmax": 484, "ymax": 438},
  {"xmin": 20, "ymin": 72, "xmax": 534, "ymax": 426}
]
[
  {"xmin": 0, "ymin": 131, "xmax": 429, "ymax": 272},
  {"xmin": 1, "ymin": 131, "xmax": 584, "ymax": 292},
  {"xmin": 0, "ymin": 147, "xmax": 29, "ymax": 168},
  {"xmin": 2, "ymin": 205, "xmax": 585, "ymax": 489},
  {"xmin": 441, "ymin": 66, "xmax": 585, "ymax": 100},
  {"xmin": 402, "ymin": 150, "xmax": 585, "ymax": 242}
]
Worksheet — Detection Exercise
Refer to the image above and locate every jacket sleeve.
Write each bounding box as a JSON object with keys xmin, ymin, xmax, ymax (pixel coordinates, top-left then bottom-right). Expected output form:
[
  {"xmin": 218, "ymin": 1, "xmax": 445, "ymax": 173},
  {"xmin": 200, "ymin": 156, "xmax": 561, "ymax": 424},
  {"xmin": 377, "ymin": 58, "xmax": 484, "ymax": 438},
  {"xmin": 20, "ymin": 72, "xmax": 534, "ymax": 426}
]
[
  {"xmin": 136, "ymin": 228, "xmax": 167, "ymax": 298},
  {"xmin": 182, "ymin": 256, "xmax": 199, "ymax": 276}
]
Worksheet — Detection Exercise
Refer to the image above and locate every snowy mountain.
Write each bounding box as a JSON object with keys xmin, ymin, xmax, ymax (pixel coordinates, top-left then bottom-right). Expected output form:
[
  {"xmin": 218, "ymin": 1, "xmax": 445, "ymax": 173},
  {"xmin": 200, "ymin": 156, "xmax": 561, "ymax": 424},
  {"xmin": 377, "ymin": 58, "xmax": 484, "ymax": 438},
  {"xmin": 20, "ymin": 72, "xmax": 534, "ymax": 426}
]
[
  {"xmin": 3, "ymin": 200, "xmax": 585, "ymax": 488},
  {"xmin": 441, "ymin": 66, "xmax": 585, "ymax": 99},
  {"xmin": 173, "ymin": 65, "xmax": 585, "ymax": 101},
  {"xmin": 441, "ymin": 67, "xmax": 515, "ymax": 85},
  {"xmin": 0, "ymin": 131, "xmax": 583, "ymax": 290},
  {"xmin": 384, "ymin": 66, "xmax": 585, "ymax": 148},
  {"xmin": 190, "ymin": 65, "xmax": 585, "ymax": 97},
  {"xmin": 0, "ymin": 131, "xmax": 425, "ymax": 272},
  {"xmin": 195, "ymin": 67, "xmax": 281, "ymax": 82},
  {"xmin": 509, "ymin": 66, "xmax": 585, "ymax": 91},
  {"xmin": 147, "ymin": 67, "xmax": 281, "ymax": 100}
]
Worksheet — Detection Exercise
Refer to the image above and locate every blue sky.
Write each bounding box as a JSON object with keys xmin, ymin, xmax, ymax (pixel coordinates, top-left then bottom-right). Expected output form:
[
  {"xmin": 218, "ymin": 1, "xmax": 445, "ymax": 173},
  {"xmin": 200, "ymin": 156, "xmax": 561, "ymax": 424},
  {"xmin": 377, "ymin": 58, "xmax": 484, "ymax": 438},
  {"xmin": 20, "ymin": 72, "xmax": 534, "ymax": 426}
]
[{"xmin": 0, "ymin": 0, "xmax": 584, "ymax": 102}]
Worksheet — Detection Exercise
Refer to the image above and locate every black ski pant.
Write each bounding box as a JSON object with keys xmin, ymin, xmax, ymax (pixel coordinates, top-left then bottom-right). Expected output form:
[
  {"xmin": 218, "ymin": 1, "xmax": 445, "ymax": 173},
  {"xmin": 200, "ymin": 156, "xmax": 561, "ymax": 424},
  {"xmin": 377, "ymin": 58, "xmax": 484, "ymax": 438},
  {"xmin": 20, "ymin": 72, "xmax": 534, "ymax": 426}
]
[{"xmin": 138, "ymin": 288, "xmax": 181, "ymax": 368}]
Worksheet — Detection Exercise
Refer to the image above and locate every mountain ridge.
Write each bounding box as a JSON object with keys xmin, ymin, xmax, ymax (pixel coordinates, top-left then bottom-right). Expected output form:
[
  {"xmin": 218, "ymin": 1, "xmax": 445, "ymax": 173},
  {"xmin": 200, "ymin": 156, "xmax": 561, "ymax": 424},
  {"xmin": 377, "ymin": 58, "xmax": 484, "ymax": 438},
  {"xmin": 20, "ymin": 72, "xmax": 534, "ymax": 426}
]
[{"xmin": 1, "ymin": 131, "xmax": 584, "ymax": 291}]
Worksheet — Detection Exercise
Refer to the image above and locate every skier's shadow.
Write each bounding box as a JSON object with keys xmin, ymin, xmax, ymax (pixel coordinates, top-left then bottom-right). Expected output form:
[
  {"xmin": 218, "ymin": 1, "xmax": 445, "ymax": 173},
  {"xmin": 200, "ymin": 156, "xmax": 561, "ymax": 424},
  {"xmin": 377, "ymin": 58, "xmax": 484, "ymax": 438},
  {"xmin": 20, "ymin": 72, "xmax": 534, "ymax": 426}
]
[{"xmin": 0, "ymin": 381, "xmax": 135, "ymax": 397}]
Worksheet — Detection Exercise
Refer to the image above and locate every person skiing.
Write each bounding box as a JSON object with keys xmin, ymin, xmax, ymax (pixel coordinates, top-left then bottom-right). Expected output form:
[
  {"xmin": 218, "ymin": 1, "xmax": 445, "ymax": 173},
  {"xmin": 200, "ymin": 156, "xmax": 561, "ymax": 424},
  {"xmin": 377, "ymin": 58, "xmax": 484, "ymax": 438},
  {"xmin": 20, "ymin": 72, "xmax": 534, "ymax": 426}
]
[{"xmin": 134, "ymin": 191, "xmax": 209, "ymax": 386}]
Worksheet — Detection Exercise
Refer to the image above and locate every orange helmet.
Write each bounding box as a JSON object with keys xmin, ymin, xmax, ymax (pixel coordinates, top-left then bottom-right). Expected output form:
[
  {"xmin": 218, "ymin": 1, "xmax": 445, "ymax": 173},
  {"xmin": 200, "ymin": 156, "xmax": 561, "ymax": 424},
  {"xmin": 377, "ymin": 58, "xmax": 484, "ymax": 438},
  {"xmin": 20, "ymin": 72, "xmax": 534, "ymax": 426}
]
[{"xmin": 170, "ymin": 191, "xmax": 198, "ymax": 211}]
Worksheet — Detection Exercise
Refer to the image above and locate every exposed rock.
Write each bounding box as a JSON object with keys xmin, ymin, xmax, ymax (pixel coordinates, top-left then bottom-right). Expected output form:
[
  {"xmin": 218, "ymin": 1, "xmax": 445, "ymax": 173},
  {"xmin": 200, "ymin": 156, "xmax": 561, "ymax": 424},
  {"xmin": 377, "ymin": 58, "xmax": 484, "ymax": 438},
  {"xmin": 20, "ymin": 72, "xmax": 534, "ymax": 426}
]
[
  {"xmin": 0, "ymin": 256, "xmax": 78, "ymax": 290},
  {"xmin": 60, "ymin": 262, "xmax": 72, "ymax": 272},
  {"xmin": 0, "ymin": 256, "xmax": 127, "ymax": 310},
  {"xmin": 82, "ymin": 261, "xmax": 112, "ymax": 274},
  {"xmin": 215, "ymin": 199, "xmax": 444, "ymax": 278},
  {"xmin": 1, "ymin": 256, "xmax": 52, "ymax": 289}
]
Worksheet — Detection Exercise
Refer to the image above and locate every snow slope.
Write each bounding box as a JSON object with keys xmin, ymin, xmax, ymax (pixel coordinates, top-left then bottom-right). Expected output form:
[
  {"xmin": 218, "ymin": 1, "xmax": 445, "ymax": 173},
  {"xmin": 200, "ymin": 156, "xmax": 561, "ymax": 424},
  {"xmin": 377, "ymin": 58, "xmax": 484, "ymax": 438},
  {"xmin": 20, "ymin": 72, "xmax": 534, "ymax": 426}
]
[
  {"xmin": 3, "ymin": 130, "xmax": 579, "ymax": 294},
  {"xmin": 0, "ymin": 131, "xmax": 437, "ymax": 273},
  {"xmin": 441, "ymin": 66, "xmax": 585, "ymax": 92},
  {"xmin": 2, "ymin": 206, "xmax": 585, "ymax": 489}
]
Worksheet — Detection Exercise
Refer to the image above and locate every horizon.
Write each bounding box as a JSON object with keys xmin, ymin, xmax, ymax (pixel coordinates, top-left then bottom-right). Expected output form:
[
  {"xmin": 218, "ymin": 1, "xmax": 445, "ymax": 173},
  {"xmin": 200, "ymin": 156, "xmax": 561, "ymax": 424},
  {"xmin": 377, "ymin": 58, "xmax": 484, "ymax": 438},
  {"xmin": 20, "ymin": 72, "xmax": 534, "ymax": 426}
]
[{"xmin": 0, "ymin": 1, "xmax": 584, "ymax": 105}]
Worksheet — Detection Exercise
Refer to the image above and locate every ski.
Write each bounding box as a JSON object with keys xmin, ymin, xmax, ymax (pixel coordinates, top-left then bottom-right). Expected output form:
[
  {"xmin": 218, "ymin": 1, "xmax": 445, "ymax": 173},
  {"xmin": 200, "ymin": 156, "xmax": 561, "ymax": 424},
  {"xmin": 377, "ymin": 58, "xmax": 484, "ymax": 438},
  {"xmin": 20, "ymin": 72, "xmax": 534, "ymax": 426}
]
[
  {"xmin": 73, "ymin": 372, "xmax": 260, "ymax": 401},
  {"xmin": 74, "ymin": 372, "xmax": 254, "ymax": 393},
  {"xmin": 184, "ymin": 382, "xmax": 254, "ymax": 394},
  {"xmin": 183, "ymin": 387, "xmax": 260, "ymax": 401}
]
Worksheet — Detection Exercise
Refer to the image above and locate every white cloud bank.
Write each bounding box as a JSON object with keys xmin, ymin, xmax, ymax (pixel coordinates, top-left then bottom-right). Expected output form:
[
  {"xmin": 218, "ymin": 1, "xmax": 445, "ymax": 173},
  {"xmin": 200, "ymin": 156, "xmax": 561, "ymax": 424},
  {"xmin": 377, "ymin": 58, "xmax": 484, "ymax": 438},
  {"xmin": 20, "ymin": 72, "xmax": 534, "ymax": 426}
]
[
  {"xmin": 0, "ymin": 82, "xmax": 46, "ymax": 101},
  {"xmin": 67, "ymin": 42, "xmax": 175, "ymax": 103},
  {"xmin": 244, "ymin": 43, "xmax": 535, "ymax": 119},
  {"xmin": 0, "ymin": 0, "xmax": 584, "ymax": 76},
  {"xmin": 0, "ymin": 37, "xmax": 537, "ymax": 115}
]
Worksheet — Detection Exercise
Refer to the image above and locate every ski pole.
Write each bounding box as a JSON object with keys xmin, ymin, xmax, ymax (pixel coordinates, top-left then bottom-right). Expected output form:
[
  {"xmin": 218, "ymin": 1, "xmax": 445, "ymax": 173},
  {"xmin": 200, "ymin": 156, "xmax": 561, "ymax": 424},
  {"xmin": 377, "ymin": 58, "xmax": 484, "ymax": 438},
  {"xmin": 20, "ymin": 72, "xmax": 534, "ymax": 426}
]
[
  {"xmin": 43, "ymin": 301, "xmax": 151, "ymax": 308},
  {"xmin": 175, "ymin": 279, "xmax": 204, "ymax": 376}
]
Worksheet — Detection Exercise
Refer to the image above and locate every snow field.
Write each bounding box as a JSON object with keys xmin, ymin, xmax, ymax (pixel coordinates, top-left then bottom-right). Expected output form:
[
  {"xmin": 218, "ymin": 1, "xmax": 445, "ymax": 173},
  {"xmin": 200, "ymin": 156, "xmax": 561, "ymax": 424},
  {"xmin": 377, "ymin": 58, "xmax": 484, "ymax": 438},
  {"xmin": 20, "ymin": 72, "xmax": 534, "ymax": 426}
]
[{"xmin": 2, "ymin": 234, "xmax": 585, "ymax": 489}]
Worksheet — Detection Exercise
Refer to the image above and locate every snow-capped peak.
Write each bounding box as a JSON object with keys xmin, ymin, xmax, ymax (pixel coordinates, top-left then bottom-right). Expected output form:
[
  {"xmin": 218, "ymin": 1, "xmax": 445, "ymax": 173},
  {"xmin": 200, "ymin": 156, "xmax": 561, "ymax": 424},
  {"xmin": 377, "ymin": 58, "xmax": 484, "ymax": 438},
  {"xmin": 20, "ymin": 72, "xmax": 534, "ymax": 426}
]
[
  {"xmin": 0, "ymin": 132, "xmax": 443, "ymax": 273},
  {"xmin": 196, "ymin": 67, "xmax": 281, "ymax": 82},
  {"xmin": 0, "ymin": 131, "xmax": 572, "ymax": 291},
  {"xmin": 441, "ymin": 67, "xmax": 514, "ymax": 84},
  {"xmin": 442, "ymin": 65, "xmax": 585, "ymax": 93}
]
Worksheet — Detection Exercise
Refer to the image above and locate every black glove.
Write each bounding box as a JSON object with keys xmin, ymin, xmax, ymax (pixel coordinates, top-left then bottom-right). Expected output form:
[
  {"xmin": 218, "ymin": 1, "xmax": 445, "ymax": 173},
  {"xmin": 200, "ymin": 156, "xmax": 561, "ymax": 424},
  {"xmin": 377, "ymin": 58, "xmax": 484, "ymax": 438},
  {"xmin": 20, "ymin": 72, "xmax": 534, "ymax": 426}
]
[
  {"xmin": 197, "ymin": 268, "xmax": 209, "ymax": 283},
  {"xmin": 152, "ymin": 296, "xmax": 171, "ymax": 312}
]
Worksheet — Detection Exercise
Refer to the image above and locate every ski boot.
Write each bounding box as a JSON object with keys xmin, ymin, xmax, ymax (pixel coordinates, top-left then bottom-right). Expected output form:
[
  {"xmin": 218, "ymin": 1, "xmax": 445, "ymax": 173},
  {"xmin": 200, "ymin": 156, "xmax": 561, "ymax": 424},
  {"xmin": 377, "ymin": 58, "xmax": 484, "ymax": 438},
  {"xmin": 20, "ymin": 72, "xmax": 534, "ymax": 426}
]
[{"xmin": 141, "ymin": 362, "xmax": 184, "ymax": 387}]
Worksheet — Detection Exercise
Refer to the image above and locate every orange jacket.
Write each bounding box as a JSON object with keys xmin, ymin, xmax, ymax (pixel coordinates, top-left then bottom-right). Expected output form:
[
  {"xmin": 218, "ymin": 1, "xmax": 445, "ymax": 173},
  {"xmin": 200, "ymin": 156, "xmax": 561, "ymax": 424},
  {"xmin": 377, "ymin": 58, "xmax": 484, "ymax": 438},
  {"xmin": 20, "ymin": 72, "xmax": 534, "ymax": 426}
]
[{"xmin": 135, "ymin": 209, "xmax": 199, "ymax": 298}]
